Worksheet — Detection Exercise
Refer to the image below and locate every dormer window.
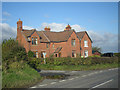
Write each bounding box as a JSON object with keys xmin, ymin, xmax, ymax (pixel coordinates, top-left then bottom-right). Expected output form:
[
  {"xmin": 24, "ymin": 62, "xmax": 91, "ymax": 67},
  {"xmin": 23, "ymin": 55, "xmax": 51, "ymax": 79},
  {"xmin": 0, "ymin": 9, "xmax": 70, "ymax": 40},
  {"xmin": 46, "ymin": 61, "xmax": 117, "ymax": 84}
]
[
  {"xmin": 84, "ymin": 40, "xmax": 88, "ymax": 47},
  {"xmin": 32, "ymin": 37, "xmax": 38, "ymax": 45}
]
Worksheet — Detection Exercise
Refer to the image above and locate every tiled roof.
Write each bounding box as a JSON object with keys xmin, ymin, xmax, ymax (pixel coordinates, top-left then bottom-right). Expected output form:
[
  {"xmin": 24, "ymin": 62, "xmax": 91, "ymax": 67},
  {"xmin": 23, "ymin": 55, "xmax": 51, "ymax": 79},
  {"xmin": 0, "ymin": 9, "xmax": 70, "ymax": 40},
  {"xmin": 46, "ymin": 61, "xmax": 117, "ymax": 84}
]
[
  {"xmin": 76, "ymin": 31, "xmax": 86, "ymax": 40},
  {"xmin": 21, "ymin": 29, "xmax": 91, "ymax": 43},
  {"xmin": 42, "ymin": 30, "xmax": 74, "ymax": 42},
  {"xmin": 22, "ymin": 29, "xmax": 36, "ymax": 37},
  {"xmin": 36, "ymin": 31, "xmax": 50, "ymax": 42}
]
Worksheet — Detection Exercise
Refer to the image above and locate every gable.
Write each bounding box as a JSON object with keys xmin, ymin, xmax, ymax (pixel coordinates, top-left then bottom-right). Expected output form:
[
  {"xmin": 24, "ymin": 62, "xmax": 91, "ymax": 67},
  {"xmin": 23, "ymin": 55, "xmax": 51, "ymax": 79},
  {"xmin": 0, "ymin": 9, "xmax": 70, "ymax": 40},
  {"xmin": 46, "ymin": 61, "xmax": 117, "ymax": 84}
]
[{"xmin": 77, "ymin": 31, "xmax": 92, "ymax": 43}]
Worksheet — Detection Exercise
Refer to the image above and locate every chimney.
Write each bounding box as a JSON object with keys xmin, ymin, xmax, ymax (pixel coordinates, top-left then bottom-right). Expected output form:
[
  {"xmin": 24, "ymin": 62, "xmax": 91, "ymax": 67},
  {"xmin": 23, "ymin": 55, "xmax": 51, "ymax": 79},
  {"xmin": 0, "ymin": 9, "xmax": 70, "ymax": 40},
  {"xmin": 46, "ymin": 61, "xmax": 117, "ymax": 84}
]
[
  {"xmin": 64, "ymin": 24, "xmax": 71, "ymax": 31},
  {"xmin": 44, "ymin": 26, "xmax": 50, "ymax": 31},
  {"xmin": 16, "ymin": 18, "xmax": 23, "ymax": 44}
]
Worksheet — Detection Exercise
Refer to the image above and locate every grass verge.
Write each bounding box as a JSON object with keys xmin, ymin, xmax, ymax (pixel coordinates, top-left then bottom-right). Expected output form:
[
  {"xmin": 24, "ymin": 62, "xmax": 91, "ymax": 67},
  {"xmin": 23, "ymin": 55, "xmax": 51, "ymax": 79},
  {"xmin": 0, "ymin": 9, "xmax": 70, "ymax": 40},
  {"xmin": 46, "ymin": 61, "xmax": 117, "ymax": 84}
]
[
  {"xmin": 2, "ymin": 61, "xmax": 43, "ymax": 88},
  {"xmin": 37, "ymin": 63, "xmax": 118, "ymax": 71}
]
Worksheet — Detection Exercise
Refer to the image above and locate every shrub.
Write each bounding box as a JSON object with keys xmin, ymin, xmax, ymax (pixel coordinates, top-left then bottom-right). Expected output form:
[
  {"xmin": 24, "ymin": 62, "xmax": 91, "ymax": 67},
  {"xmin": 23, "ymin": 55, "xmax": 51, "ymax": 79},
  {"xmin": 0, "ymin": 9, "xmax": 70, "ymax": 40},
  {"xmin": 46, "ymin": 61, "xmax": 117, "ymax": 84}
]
[{"xmin": 28, "ymin": 51, "xmax": 34, "ymax": 58}]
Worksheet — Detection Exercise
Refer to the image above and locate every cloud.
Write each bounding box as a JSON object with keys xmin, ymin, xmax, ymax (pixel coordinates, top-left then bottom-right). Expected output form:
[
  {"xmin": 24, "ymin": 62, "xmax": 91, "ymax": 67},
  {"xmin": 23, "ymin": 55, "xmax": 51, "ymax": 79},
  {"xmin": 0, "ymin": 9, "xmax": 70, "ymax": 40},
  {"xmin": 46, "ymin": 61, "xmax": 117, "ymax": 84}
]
[
  {"xmin": 88, "ymin": 31, "xmax": 118, "ymax": 53},
  {"xmin": 39, "ymin": 22, "xmax": 85, "ymax": 32},
  {"xmin": 40, "ymin": 22, "xmax": 66, "ymax": 32},
  {"xmin": 2, "ymin": 12, "xmax": 11, "ymax": 16},
  {"xmin": 1, "ymin": 23, "xmax": 16, "ymax": 42},
  {"xmin": 23, "ymin": 26, "xmax": 34, "ymax": 30}
]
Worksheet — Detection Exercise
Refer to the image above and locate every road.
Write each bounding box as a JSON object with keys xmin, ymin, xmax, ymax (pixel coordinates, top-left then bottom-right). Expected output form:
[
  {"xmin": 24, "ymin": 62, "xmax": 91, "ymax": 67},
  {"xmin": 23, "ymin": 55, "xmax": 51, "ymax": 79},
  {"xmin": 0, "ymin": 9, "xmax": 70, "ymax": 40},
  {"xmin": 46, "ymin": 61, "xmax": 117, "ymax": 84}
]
[{"xmin": 30, "ymin": 68, "xmax": 118, "ymax": 89}]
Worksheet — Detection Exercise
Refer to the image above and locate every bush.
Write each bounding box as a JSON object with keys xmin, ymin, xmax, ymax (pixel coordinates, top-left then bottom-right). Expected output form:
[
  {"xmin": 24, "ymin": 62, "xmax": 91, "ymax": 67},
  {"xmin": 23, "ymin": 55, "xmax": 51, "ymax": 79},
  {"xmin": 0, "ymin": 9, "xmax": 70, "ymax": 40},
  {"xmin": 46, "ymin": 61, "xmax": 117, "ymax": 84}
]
[
  {"xmin": 2, "ymin": 39, "xmax": 27, "ymax": 62},
  {"xmin": 28, "ymin": 51, "xmax": 34, "ymax": 58}
]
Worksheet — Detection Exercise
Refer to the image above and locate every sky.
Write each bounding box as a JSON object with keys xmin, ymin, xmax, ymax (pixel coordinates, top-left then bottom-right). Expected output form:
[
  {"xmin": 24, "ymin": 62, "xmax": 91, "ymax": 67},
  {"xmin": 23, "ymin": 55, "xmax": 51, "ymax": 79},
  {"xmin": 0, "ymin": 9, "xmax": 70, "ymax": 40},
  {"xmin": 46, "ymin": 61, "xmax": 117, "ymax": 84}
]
[{"xmin": 1, "ymin": 2, "xmax": 119, "ymax": 53}]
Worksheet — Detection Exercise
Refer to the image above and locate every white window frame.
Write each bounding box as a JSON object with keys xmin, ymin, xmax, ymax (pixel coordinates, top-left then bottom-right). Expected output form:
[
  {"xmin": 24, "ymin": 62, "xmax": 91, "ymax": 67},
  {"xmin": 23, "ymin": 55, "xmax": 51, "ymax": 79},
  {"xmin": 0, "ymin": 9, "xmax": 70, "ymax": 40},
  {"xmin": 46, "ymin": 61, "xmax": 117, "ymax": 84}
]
[
  {"xmin": 36, "ymin": 51, "xmax": 38, "ymax": 58},
  {"xmin": 84, "ymin": 40, "xmax": 88, "ymax": 47},
  {"xmin": 84, "ymin": 50, "xmax": 88, "ymax": 57}
]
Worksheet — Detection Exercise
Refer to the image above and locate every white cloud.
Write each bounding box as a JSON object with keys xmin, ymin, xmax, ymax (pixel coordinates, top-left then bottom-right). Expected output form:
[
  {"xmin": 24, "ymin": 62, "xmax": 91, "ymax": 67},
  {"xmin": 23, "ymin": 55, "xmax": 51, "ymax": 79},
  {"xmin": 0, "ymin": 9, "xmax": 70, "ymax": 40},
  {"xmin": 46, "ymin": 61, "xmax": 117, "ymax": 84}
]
[
  {"xmin": 23, "ymin": 26, "xmax": 34, "ymax": 30},
  {"xmin": 1, "ymin": 23, "xmax": 16, "ymax": 41},
  {"xmin": 39, "ymin": 22, "xmax": 84, "ymax": 32},
  {"xmin": 2, "ymin": 12, "xmax": 11, "ymax": 16},
  {"xmin": 88, "ymin": 30, "xmax": 118, "ymax": 53},
  {"xmin": 40, "ymin": 22, "xmax": 66, "ymax": 32}
]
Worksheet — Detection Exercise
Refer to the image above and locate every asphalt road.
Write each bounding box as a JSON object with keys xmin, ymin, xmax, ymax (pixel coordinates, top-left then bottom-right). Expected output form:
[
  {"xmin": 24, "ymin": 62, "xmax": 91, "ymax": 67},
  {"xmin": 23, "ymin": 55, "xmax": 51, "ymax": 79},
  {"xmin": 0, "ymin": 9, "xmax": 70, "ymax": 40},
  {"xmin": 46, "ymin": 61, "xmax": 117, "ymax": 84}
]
[{"xmin": 30, "ymin": 68, "xmax": 118, "ymax": 89}]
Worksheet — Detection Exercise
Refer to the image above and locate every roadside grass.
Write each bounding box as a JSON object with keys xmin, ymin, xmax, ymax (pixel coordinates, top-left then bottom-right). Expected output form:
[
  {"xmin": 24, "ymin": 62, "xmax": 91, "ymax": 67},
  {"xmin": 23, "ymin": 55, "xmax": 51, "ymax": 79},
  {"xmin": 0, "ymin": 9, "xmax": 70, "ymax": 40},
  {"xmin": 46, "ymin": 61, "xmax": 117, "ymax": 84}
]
[
  {"xmin": 2, "ymin": 61, "xmax": 43, "ymax": 88},
  {"xmin": 37, "ymin": 63, "xmax": 118, "ymax": 71}
]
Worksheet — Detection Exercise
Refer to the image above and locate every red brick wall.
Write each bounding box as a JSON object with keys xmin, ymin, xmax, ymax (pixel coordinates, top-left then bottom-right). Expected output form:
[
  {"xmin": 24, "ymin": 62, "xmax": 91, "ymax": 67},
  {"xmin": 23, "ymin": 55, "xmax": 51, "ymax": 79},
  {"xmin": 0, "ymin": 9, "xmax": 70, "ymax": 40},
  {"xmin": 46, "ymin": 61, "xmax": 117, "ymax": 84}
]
[{"xmin": 80, "ymin": 33, "xmax": 92, "ymax": 57}]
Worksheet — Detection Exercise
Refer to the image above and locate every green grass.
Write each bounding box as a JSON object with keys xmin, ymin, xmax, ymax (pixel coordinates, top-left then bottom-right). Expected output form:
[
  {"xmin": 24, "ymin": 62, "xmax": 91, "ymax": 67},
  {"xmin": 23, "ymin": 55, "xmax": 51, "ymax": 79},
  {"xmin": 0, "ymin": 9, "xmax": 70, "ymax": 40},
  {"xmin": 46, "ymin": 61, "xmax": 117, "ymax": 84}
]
[
  {"xmin": 2, "ymin": 61, "xmax": 43, "ymax": 88},
  {"xmin": 37, "ymin": 63, "xmax": 118, "ymax": 71}
]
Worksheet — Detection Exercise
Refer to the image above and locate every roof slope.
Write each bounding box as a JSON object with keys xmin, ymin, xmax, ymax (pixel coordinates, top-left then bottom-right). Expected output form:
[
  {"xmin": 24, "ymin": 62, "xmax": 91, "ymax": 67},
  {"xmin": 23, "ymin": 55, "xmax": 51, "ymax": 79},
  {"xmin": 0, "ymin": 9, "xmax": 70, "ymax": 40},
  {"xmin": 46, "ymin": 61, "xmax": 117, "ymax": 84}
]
[
  {"xmin": 42, "ymin": 30, "xmax": 74, "ymax": 42},
  {"xmin": 76, "ymin": 31, "xmax": 86, "ymax": 40},
  {"xmin": 21, "ymin": 29, "xmax": 92, "ymax": 43},
  {"xmin": 77, "ymin": 31, "xmax": 92, "ymax": 42}
]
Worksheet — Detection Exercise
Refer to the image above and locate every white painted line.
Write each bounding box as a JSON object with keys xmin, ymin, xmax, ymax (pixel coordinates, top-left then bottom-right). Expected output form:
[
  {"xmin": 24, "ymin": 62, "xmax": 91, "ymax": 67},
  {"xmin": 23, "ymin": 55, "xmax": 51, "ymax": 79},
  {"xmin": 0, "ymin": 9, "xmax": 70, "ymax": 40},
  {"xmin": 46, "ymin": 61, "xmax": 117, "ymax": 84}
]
[
  {"xmin": 69, "ymin": 78, "xmax": 74, "ymax": 80},
  {"xmin": 50, "ymin": 82, "xmax": 56, "ymax": 84},
  {"xmin": 108, "ymin": 69, "xmax": 112, "ymax": 71},
  {"xmin": 94, "ymin": 72, "xmax": 98, "ymax": 74},
  {"xmin": 99, "ymin": 71, "xmax": 103, "ymax": 73},
  {"xmin": 88, "ymin": 73, "xmax": 94, "ymax": 76},
  {"xmin": 30, "ymin": 86, "xmax": 37, "ymax": 88},
  {"xmin": 92, "ymin": 79, "xmax": 113, "ymax": 88},
  {"xmin": 59, "ymin": 80, "xmax": 66, "ymax": 82},
  {"xmin": 39, "ymin": 84, "xmax": 47, "ymax": 87},
  {"xmin": 81, "ymin": 75, "xmax": 87, "ymax": 77}
]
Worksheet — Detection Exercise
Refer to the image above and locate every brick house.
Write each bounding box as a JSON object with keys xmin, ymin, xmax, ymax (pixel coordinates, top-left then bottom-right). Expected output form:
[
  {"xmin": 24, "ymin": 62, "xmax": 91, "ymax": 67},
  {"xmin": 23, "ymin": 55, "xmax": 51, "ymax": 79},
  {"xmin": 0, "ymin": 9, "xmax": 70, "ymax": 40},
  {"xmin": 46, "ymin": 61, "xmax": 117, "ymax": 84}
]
[{"xmin": 16, "ymin": 19, "xmax": 92, "ymax": 58}]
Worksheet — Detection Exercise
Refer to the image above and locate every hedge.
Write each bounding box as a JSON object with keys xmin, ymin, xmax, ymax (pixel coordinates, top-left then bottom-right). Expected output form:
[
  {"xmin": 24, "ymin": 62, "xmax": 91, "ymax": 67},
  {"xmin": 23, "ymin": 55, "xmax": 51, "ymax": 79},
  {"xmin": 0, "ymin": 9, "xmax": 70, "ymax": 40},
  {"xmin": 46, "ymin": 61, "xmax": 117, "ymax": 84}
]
[{"xmin": 27, "ymin": 56, "xmax": 118, "ymax": 70}]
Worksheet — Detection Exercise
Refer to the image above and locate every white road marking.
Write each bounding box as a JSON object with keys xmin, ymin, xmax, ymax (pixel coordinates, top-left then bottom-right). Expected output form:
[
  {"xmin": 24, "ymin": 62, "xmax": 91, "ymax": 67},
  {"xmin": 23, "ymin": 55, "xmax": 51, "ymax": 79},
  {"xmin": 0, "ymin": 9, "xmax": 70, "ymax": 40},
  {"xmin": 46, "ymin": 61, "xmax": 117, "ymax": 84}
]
[
  {"xmin": 99, "ymin": 71, "xmax": 103, "ymax": 73},
  {"xmin": 69, "ymin": 78, "xmax": 74, "ymax": 80},
  {"xmin": 88, "ymin": 73, "xmax": 94, "ymax": 76},
  {"xmin": 92, "ymin": 79, "xmax": 113, "ymax": 88},
  {"xmin": 59, "ymin": 80, "xmax": 66, "ymax": 82},
  {"xmin": 109, "ymin": 69, "xmax": 112, "ymax": 70},
  {"xmin": 94, "ymin": 72, "xmax": 98, "ymax": 74},
  {"xmin": 30, "ymin": 86, "xmax": 37, "ymax": 88},
  {"xmin": 39, "ymin": 84, "xmax": 47, "ymax": 87},
  {"xmin": 50, "ymin": 82, "xmax": 56, "ymax": 84},
  {"xmin": 81, "ymin": 75, "xmax": 87, "ymax": 77}
]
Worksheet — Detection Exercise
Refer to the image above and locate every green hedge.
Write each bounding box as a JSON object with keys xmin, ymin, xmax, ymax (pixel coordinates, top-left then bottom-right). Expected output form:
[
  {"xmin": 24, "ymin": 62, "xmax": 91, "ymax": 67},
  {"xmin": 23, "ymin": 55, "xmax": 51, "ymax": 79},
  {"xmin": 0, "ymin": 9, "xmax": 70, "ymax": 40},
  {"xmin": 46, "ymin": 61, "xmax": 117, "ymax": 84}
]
[{"xmin": 28, "ymin": 57, "xmax": 118, "ymax": 70}]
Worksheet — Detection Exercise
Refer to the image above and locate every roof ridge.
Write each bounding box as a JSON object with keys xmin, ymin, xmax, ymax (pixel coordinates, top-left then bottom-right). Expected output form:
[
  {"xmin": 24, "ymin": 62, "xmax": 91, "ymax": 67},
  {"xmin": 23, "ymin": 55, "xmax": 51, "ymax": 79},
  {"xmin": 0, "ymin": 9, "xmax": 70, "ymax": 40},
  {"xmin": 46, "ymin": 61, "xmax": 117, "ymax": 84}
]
[{"xmin": 41, "ymin": 31, "xmax": 50, "ymax": 42}]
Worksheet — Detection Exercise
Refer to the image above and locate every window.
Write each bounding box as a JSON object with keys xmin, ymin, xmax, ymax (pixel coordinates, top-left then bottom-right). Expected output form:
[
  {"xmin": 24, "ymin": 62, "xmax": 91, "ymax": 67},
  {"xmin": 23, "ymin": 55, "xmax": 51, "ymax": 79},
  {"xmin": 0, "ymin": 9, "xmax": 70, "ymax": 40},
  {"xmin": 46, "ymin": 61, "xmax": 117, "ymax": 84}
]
[
  {"xmin": 72, "ymin": 50, "xmax": 76, "ymax": 57},
  {"xmin": 71, "ymin": 39, "xmax": 75, "ymax": 46},
  {"xmin": 84, "ymin": 40, "xmax": 88, "ymax": 47},
  {"xmin": 32, "ymin": 37, "xmax": 38, "ymax": 45},
  {"xmin": 85, "ymin": 50, "xmax": 88, "ymax": 57},
  {"xmin": 33, "ymin": 51, "xmax": 38, "ymax": 58},
  {"xmin": 46, "ymin": 43, "xmax": 49, "ymax": 48},
  {"xmin": 36, "ymin": 52, "xmax": 38, "ymax": 58},
  {"xmin": 55, "ymin": 54, "xmax": 57, "ymax": 57}
]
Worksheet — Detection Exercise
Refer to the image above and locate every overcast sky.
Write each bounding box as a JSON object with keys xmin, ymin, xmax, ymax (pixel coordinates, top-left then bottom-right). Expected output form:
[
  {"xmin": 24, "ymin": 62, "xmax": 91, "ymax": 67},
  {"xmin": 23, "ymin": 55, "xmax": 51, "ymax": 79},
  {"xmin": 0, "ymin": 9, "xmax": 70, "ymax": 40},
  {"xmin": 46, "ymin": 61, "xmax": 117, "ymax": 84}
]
[{"xmin": 1, "ymin": 2, "xmax": 119, "ymax": 53}]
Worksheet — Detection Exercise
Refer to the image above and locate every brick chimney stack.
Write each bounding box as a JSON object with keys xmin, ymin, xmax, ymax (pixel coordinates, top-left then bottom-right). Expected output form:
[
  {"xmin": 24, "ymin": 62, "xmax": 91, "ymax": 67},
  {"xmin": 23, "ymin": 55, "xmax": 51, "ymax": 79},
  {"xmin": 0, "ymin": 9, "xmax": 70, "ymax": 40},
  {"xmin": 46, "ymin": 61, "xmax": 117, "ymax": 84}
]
[
  {"xmin": 16, "ymin": 18, "xmax": 23, "ymax": 44},
  {"xmin": 64, "ymin": 24, "xmax": 71, "ymax": 31},
  {"xmin": 44, "ymin": 26, "xmax": 50, "ymax": 31}
]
